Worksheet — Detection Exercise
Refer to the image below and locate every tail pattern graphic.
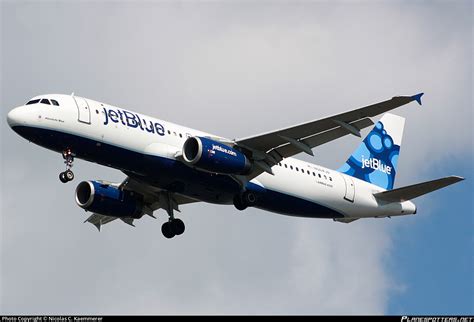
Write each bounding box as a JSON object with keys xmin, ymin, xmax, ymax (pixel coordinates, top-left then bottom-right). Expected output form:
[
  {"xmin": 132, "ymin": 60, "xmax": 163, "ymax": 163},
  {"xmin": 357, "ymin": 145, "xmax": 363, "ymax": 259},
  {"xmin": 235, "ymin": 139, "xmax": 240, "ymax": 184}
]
[{"xmin": 338, "ymin": 113, "xmax": 405, "ymax": 190}]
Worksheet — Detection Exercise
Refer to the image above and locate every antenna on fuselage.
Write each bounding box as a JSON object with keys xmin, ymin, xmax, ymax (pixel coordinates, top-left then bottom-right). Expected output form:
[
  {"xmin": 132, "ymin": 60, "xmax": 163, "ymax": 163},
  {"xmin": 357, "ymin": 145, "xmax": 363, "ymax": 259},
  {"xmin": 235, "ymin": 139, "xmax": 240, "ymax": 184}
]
[{"xmin": 71, "ymin": 92, "xmax": 75, "ymax": 97}]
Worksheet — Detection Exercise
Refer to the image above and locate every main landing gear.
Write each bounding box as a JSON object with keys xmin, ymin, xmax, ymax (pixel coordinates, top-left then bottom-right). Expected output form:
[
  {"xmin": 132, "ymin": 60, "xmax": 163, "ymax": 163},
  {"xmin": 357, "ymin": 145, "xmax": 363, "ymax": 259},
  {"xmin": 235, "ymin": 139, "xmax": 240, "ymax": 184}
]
[
  {"xmin": 161, "ymin": 192, "xmax": 186, "ymax": 239},
  {"xmin": 59, "ymin": 149, "xmax": 75, "ymax": 183},
  {"xmin": 233, "ymin": 190, "xmax": 257, "ymax": 211},
  {"xmin": 161, "ymin": 218, "xmax": 185, "ymax": 239}
]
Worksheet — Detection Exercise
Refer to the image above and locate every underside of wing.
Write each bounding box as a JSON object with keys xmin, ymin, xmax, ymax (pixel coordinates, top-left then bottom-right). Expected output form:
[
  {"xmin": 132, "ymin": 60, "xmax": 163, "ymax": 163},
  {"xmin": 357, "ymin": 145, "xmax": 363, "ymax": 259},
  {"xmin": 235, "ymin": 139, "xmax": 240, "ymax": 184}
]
[
  {"xmin": 120, "ymin": 176, "xmax": 199, "ymax": 214},
  {"xmin": 82, "ymin": 176, "xmax": 200, "ymax": 231}
]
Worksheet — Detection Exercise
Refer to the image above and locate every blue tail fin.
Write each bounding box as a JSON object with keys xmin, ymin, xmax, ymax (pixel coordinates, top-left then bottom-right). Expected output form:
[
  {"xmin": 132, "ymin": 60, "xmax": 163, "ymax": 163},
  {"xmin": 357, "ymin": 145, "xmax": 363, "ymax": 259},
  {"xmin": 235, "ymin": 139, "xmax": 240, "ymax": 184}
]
[{"xmin": 338, "ymin": 113, "xmax": 405, "ymax": 190}]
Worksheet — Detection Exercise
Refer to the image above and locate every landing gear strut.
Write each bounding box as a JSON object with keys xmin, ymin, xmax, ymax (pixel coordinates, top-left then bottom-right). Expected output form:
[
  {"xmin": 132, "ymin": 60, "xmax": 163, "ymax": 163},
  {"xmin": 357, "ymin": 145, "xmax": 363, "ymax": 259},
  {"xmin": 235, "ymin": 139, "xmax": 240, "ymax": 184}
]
[
  {"xmin": 59, "ymin": 149, "xmax": 75, "ymax": 183},
  {"xmin": 161, "ymin": 192, "xmax": 186, "ymax": 239}
]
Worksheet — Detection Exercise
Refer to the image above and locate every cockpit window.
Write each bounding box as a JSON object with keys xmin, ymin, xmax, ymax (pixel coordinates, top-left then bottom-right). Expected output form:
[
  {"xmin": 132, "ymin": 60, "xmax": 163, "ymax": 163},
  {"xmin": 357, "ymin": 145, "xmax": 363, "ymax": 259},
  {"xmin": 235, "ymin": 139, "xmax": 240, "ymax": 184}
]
[
  {"xmin": 40, "ymin": 99, "xmax": 51, "ymax": 105},
  {"xmin": 26, "ymin": 99, "xmax": 40, "ymax": 105},
  {"xmin": 51, "ymin": 99, "xmax": 59, "ymax": 106}
]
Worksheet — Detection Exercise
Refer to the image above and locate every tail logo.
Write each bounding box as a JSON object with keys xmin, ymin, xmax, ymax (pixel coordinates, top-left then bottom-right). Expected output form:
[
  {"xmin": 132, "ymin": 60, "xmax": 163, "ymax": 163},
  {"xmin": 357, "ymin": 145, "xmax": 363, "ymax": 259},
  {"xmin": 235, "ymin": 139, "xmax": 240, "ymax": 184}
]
[
  {"xmin": 361, "ymin": 156, "xmax": 392, "ymax": 174},
  {"xmin": 338, "ymin": 118, "xmax": 401, "ymax": 190}
]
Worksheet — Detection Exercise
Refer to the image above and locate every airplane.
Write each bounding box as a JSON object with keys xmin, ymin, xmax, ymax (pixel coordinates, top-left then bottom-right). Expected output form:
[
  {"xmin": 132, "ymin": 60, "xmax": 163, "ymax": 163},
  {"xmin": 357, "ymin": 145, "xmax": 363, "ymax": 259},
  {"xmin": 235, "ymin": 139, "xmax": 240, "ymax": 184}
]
[{"xmin": 6, "ymin": 92, "xmax": 464, "ymax": 238}]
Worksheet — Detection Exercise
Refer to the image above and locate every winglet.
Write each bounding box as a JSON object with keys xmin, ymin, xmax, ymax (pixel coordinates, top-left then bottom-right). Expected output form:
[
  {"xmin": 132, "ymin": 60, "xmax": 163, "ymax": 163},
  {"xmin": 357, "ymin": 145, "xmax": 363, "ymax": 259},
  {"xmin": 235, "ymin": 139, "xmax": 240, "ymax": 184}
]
[{"xmin": 411, "ymin": 92, "xmax": 424, "ymax": 105}]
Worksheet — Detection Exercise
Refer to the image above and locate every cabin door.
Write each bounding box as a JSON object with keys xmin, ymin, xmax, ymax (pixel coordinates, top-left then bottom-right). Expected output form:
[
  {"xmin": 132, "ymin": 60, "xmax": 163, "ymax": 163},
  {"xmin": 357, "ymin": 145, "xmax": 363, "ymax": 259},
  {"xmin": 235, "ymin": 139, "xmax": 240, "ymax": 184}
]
[
  {"xmin": 74, "ymin": 96, "xmax": 91, "ymax": 124},
  {"xmin": 342, "ymin": 174, "xmax": 355, "ymax": 202}
]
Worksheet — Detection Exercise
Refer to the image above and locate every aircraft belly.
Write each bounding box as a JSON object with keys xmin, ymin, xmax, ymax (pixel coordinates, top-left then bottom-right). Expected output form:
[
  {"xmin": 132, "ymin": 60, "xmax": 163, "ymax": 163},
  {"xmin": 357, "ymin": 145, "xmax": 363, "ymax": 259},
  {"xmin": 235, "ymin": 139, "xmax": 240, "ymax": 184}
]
[{"xmin": 251, "ymin": 168, "xmax": 346, "ymax": 218}]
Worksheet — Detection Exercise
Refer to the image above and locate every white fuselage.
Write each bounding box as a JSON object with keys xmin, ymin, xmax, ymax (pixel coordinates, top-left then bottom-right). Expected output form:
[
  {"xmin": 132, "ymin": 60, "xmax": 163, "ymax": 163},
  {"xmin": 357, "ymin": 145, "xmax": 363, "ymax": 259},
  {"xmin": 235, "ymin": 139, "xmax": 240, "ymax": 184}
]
[{"xmin": 7, "ymin": 94, "xmax": 416, "ymax": 221}]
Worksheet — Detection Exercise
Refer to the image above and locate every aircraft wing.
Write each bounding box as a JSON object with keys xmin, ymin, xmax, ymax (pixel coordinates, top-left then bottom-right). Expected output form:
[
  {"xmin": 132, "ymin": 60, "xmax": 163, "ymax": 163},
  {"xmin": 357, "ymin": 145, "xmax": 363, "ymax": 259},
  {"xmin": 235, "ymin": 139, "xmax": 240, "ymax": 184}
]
[
  {"xmin": 84, "ymin": 176, "xmax": 199, "ymax": 231},
  {"xmin": 119, "ymin": 176, "xmax": 199, "ymax": 212},
  {"xmin": 235, "ymin": 93, "xmax": 423, "ymax": 179}
]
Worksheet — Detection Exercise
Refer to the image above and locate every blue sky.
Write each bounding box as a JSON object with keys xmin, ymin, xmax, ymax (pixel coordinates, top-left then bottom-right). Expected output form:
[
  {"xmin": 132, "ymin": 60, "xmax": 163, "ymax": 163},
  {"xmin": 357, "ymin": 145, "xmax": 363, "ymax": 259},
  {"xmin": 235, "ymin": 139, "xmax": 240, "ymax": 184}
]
[
  {"xmin": 1, "ymin": 1, "xmax": 472, "ymax": 315},
  {"xmin": 388, "ymin": 158, "xmax": 473, "ymax": 314}
]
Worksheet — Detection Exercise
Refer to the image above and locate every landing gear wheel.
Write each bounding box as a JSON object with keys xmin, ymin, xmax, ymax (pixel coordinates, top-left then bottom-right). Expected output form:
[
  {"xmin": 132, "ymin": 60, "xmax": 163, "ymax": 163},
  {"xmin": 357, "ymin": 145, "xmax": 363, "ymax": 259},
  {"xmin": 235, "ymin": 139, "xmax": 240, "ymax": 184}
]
[
  {"xmin": 233, "ymin": 194, "xmax": 247, "ymax": 211},
  {"xmin": 242, "ymin": 191, "xmax": 257, "ymax": 207},
  {"xmin": 171, "ymin": 218, "xmax": 185, "ymax": 235},
  {"xmin": 59, "ymin": 172, "xmax": 68, "ymax": 183},
  {"xmin": 161, "ymin": 221, "xmax": 175, "ymax": 239},
  {"xmin": 65, "ymin": 170, "xmax": 74, "ymax": 181}
]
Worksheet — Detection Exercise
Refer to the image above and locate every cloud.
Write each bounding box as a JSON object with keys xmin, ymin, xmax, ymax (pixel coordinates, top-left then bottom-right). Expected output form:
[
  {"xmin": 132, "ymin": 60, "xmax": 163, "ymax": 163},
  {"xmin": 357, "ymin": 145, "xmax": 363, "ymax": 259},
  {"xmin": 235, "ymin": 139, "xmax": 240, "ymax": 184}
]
[{"xmin": 1, "ymin": 1, "xmax": 471, "ymax": 314}]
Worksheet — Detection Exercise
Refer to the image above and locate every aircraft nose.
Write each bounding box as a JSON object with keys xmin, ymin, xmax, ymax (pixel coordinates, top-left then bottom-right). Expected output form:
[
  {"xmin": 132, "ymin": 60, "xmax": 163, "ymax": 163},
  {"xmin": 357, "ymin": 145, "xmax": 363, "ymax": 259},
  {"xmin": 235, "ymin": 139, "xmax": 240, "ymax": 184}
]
[{"xmin": 7, "ymin": 107, "xmax": 25, "ymax": 127}]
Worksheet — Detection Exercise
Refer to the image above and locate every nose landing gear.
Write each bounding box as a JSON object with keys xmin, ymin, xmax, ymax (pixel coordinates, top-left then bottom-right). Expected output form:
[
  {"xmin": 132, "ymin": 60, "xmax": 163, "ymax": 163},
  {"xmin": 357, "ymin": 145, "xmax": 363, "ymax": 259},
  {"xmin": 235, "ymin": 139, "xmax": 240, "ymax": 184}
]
[{"xmin": 59, "ymin": 149, "xmax": 75, "ymax": 183}]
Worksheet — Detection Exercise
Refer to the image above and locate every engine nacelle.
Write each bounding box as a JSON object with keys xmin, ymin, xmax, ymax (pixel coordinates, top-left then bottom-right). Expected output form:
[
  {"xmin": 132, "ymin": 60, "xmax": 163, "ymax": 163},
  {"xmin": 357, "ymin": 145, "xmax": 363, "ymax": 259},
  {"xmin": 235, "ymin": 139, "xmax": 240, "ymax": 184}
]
[
  {"xmin": 75, "ymin": 181, "xmax": 143, "ymax": 218},
  {"xmin": 182, "ymin": 136, "xmax": 251, "ymax": 175}
]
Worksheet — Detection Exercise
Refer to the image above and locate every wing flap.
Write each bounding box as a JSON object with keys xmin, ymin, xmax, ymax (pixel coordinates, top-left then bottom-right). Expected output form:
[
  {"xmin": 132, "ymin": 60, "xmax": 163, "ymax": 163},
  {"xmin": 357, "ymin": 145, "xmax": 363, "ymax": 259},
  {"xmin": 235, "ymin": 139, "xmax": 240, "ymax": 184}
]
[
  {"xmin": 84, "ymin": 213, "xmax": 117, "ymax": 231},
  {"xmin": 373, "ymin": 176, "xmax": 464, "ymax": 203}
]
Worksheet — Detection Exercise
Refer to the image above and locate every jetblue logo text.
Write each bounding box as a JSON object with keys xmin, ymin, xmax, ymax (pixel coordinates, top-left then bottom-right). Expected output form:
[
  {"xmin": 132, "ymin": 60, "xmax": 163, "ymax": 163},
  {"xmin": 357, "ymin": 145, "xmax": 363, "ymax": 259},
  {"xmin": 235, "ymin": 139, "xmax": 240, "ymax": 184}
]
[
  {"xmin": 212, "ymin": 144, "xmax": 237, "ymax": 157},
  {"xmin": 361, "ymin": 156, "xmax": 392, "ymax": 174},
  {"xmin": 103, "ymin": 107, "xmax": 165, "ymax": 136}
]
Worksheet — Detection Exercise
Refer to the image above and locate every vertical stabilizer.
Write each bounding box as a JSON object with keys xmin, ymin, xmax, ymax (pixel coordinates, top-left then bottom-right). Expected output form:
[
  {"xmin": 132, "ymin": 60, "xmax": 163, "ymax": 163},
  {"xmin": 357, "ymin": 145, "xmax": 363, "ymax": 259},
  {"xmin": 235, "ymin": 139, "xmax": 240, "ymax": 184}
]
[{"xmin": 338, "ymin": 113, "xmax": 405, "ymax": 190}]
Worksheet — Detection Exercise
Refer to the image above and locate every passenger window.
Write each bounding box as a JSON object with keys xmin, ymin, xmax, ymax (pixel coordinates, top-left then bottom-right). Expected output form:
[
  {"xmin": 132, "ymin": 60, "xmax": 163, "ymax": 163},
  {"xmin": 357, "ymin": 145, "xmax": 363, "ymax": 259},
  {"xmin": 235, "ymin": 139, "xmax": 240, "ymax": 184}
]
[
  {"xmin": 290, "ymin": 165, "xmax": 293, "ymax": 170},
  {"xmin": 329, "ymin": 177, "xmax": 332, "ymax": 181},
  {"xmin": 296, "ymin": 167, "xmax": 299, "ymax": 171},
  {"xmin": 40, "ymin": 99, "xmax": 50, "ymax": 105},
  {"xmin": 324, "ymin": 175, "xmax": 327, "ymax": 179},
  {"xmin": 284, "ymin": 164, "xmax": 288, "ymax": 168},
  {"xmin": 179, "ymin": 133, "xmax": 183, "ymax": 138},
  {"xmin": 307, "ymin": 170, "xmax": 310, "ymax": 174},
  {"xmin": 26, "ymin": 99, "xmax": 40, "ymax": 105},
  {"xmin": 318, "ymin": 173, "xmax": 321, "ymax": 178},
  {"xmin": 51, "ymin": 99, "xmax": 59, "ymax": 106},
  {"xmin": 167, "ymin": 130, "xmax": 171, "ymax": 134},
  {"xmin": 312, "ymin": 172, "xmax": 316, "ymax": 176},
  {"xmin": 301, "ymin": 169, "xmax": 304, "ymax": 173}
]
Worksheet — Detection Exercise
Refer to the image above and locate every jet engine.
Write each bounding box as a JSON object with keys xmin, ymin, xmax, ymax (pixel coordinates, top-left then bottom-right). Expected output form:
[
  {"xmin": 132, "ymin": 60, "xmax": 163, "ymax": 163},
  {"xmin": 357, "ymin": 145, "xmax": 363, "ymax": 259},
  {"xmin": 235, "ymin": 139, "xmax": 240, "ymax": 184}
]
[
  {"xmin": 182, "ymin": 136, "xmax": 251, "ymax": 175},
  {"xmin": 75, "ymin": 181, "xmax": 144, "ymax": 218}
]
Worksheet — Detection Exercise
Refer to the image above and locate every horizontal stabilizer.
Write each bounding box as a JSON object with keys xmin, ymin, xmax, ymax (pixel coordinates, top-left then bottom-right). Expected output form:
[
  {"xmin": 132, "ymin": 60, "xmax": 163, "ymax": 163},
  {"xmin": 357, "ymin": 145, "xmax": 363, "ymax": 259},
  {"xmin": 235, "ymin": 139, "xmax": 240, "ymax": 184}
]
[{"xmin": 374, "ymin": 176, "xmax": 464, "ymax": 202}]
